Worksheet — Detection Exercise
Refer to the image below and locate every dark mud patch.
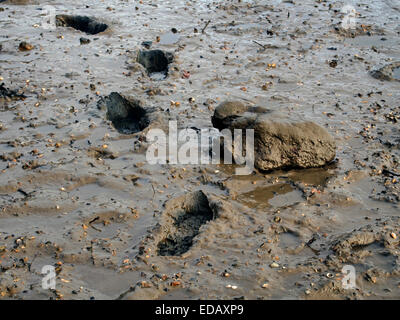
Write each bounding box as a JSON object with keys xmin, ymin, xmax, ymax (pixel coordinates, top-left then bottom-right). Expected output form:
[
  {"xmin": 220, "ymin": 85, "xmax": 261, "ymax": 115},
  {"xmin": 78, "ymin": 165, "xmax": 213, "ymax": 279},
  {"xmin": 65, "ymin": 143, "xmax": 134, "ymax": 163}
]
[
  {"xmin": 98, "ymin": 92, "xmax": 149, "ymax": 134},
  {"xmin": 137, "ymin": 50, "xmax": 173, "ymax": 80},
  {"xmin": 157, "ymin": 191, "xmax": 215, "ymax": 256},
  {"xmin": 55, "ymin": 15, "xmax": 108, "ymax": 35},
  {"xmin": 370, "ymin": 62, "xmax": 400, "ymax": 81},
  {"xmin": 0, "ymin": 83, "xmax": 26, "ymax": 101}
]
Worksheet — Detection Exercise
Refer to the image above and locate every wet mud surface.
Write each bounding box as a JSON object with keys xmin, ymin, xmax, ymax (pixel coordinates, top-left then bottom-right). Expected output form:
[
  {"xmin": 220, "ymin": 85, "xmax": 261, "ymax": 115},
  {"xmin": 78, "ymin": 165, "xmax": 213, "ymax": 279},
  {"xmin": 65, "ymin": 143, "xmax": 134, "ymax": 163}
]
[{"xmin": 0, "ymin": 0, "xmax": 400, "ymax": 300}]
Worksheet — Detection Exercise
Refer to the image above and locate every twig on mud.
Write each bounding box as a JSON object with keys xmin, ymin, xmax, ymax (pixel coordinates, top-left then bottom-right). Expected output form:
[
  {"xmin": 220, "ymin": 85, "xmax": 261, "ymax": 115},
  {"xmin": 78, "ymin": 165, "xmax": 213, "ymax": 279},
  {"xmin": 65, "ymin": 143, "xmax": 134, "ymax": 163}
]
[
  {"xmin": 17, "ymin": 188, "xmax": 30, "ymax": 198},
  {"xmin": 382, "ymin": 169, "xmax": 400, "ymax": 177},
  {"xmin": 89, "ymin": 216, "xmax": 102, "ymax": 232},
  {"xmin": 201, "ymin": 20, "xmax": 211, "ymax": 34},
  {"xmin": 253, "ymin": 40, "xmax": 267, "ymax": 49},
  {"xmin": 253, "ymin": 40, "xmax": 279, "ymax": 50},
  {"xmin": 151, "ymin": 183, "xmax": 155, "ymax": 199}
]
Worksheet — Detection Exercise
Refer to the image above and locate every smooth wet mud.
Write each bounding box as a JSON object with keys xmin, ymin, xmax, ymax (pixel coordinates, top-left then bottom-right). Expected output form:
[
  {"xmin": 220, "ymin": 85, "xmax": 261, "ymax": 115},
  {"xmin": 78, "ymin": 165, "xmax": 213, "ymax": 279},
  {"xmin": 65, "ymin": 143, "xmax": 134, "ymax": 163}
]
[
  {"xmin": 393, "ymin": 67, "xmax": 400, "ymax": 81},
  {"xmin": 0, "ymin": 0, "xmax": 400, "ymax": 300}
]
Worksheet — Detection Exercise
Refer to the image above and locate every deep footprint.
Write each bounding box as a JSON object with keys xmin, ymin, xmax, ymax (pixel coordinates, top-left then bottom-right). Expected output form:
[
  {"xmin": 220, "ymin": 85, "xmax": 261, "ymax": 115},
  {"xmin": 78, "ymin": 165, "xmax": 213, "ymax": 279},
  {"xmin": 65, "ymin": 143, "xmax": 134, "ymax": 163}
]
[
  {"xmin": 157, "ymin": 191, "xmax": 214, "ymax": 256},
  {"xmin": 98, "ymin": 92, "xmax": 149, "ymax": 134},
  {"xmin": 137, "ymin": 50, "xmax": 173, "ymax": 80},
  {"xmin": 55, "ymin": 15, "xmax": 108, "ymax": 35}
]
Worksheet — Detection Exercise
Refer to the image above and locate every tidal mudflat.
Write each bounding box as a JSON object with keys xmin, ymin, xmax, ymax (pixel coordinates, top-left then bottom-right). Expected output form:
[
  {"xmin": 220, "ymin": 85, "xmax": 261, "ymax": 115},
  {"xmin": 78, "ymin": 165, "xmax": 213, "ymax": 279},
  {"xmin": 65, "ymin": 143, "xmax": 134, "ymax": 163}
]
[{"xmin": 0, "ymin": 0, "xmax": 399, "ymax": 300}]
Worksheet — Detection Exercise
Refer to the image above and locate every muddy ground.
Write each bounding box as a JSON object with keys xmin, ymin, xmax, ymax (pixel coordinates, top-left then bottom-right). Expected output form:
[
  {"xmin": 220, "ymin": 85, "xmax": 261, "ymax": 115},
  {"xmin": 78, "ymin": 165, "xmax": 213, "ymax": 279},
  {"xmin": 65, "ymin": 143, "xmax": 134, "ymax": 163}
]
[{"xmin": 0, "ymin": 0, "xmax": 400, "ymax": 300}]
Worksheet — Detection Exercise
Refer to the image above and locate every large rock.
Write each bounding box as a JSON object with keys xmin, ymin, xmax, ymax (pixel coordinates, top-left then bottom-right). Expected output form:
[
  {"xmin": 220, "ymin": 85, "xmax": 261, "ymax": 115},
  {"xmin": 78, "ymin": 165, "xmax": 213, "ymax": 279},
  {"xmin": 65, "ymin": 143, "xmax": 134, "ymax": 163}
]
[{"xmin": 212, "ymin": 101, "xmax": 336, "ymax": 171}]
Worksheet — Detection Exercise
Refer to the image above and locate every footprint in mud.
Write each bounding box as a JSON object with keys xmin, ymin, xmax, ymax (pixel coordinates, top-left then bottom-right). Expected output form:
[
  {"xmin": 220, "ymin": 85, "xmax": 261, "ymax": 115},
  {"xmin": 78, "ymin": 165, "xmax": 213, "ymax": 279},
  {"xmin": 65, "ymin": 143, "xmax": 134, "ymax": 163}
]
[
  {"xmin": 137, "ymin": 50, "xmax": 174, "ymax": 80},
  {"xmin": 55, "ymin": 15, "xmax": 108, "ymax": 35},
  {"xmin": 157, "ymin": 191, "xmax": 215, "ymax": 256},
  {"xmin": 98, "ymin": 92, "xmax": 149, "ymax": 134}
]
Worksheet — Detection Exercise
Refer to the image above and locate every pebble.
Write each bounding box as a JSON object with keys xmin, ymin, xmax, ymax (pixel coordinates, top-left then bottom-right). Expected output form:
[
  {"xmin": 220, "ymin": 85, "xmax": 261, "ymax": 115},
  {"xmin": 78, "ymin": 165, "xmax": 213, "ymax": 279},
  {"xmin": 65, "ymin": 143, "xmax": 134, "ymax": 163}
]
[
  {"xmin": 19, "ymin": 41, "xmax": 34, "ymax": 51},
  {"xmin": 141, "ymin": 41, "xmax": 152, "ymax": 49},
  {"xmin": 270, "ymin": 262, "xmax": 280, "ymax": 268},
  {"xmin": 80, "ymin": 37, "xmax": 91, "ymax": 45}
]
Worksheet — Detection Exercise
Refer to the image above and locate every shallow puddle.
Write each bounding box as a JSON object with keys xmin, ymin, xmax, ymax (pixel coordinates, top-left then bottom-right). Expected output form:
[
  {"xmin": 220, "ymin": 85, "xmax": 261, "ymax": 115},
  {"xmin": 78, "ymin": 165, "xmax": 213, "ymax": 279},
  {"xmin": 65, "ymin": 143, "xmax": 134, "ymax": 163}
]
[
  {"xmin": 237, "ymin": 183, "xmax": 303, "ymax": 209},
  {"xmin": 393, "ymin": 67, "xmax": 400, "ymax": 81},
  {"xmin": 286, "ymin": 167, "xmax": 335, "ymax": 187}
]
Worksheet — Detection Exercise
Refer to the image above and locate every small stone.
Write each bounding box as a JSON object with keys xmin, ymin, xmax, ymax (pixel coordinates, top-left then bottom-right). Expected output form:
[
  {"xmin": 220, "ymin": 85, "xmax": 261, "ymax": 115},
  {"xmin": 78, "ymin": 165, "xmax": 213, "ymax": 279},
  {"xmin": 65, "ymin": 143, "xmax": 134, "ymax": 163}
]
[
  {"xmin": 140, "ymin": 281, "xmax": 151, "ymax": 288},
  {"xmin": 261, "ymin": 82, "xmax": 273, "ymax": 90},
  {"xmin": 80, "ymin": 37, "xmax": 91, "ymax": 45},
  {"xmin": 141, "ymin": 41, "xmax": 152, "ymax": 49},
  {"xmin": 329, "ymin": 60, "xmax": 338, "ymax": 68},
  {"xmin": 270, "ymin": 262, "xmax": 280, "ymax": 268},
  {"xmin": 19, "ymin": 41, "xmax": 34, "ymax": 51},
  {"xmin": 390, "ymin": 232, "xmax": 397, "ymax": 239}
]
